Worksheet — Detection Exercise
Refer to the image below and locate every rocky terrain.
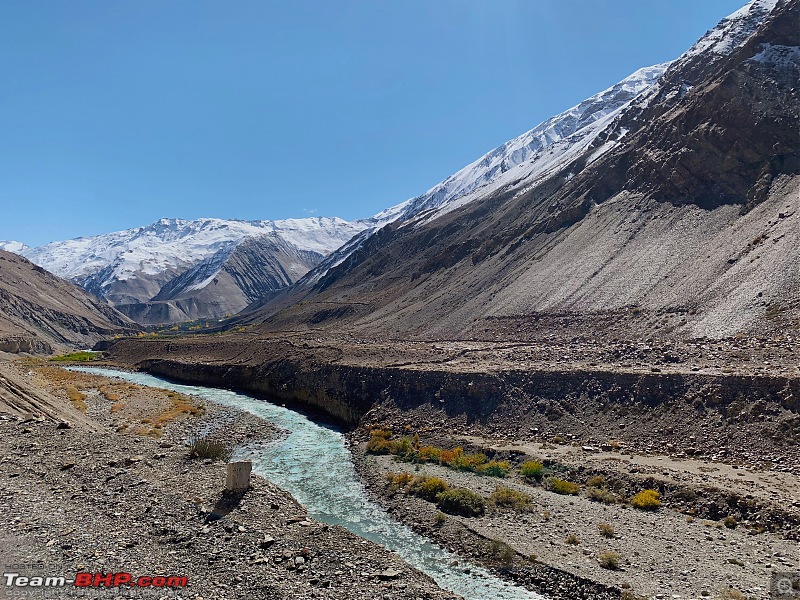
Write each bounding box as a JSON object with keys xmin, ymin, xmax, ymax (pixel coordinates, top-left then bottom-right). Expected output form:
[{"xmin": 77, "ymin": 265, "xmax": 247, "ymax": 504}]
[
  {"xmin": 351, "ymin": 433, "xmax": 799, "ymax": 600},
  {"xmin": 0, "ymin": 250, "xmax": 137, "ymax": 354},
  {"xmin": 0, "ymin": 360, "xmax": 456, "ymax": 600},
  {"xmin": 1, "ymin": 2, "xmax": 797, "ymax": 599}
]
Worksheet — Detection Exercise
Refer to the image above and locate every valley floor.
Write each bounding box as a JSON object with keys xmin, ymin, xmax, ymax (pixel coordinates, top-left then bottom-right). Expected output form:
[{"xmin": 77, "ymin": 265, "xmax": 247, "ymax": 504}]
[
  {"xmin": 350, "ymin": 428, "xmax": 799, "ymax": 600},
  {"xmin": 0, "ymin": 358, "xmax": 456, "ymax": 600}
]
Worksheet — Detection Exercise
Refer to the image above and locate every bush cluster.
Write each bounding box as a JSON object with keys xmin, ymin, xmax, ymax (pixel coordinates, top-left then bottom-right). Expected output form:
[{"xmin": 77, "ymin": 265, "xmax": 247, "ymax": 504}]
[
  {"xmin": 366, "ymin": 429, "xmax": 510, "ymax": 477},
  {"xmin": 385, "ymin": 471, "xmax": 486, "ymax": 517}
]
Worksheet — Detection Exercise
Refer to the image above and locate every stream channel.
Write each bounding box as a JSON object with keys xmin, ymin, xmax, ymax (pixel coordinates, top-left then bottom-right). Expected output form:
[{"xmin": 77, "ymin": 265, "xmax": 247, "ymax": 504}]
[{"xmin": 75, "ymin": 367, "xmax": 545, "ymax": 600}]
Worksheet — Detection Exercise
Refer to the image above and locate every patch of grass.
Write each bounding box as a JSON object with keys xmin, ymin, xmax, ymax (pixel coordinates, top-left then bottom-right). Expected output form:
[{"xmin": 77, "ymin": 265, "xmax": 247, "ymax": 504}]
[
  {"xmin": 411, "ymin": 475, "xmax": 449, "ymax": 502},
  {"xmin": 598, "ymin": 522, "xmax": 616, "ymax": 538},
  {"xmin": 66, "ymin": 386, "xmax": 87, "ymax": 412},
  {"xmin": 49, "ymin": 351, "xmax": 101, "ymax": 362},
  {"xmin": 519, "ymin": 460, "xmax": 544, "ymax": 481},
  {"xmin": 187, "ymin": 436, "xmax": 233, "ymax": 462},
  {"xmin": 597, "ymin": 550, "xmax": 621, "ymax": 570},
  {"xmin": 436, "ymin": 488, "xmax": 486, "ymax": 517},
  {"xmin": 565, "ymin": 533, "xmax": 580, "ymax": 545},
  {"xmin": 549, "ymin": 478, "xmax": 580, "ymax": 495},
  {"xmin": 630, "ymin": 489, "xmax": 661, "ymax": 511},
  {"xmin": 489, "ymin": 486, "xmax": 532, "ymax": 511},
  {"xmin": 434, "ymin": 511, "xmax": 447, "ymax": 525}
]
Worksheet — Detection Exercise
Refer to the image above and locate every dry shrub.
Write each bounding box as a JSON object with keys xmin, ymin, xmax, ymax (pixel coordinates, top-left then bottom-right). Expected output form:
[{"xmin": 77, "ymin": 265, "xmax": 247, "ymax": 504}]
[
  {"xmin": 66, "ymin": 386, "xmax": 87, "ymax": 412},
  {"xmin": 597, "ymin": 550, "xmax": 621, "ymax": 570},
  {"xmin": 598, "ymin": 522, "xmax": 616, "ymax": 538}
]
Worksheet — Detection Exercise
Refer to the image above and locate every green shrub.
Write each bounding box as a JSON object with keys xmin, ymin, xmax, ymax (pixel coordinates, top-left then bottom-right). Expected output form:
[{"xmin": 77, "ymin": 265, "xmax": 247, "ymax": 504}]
[
  {"xmin": 549, "ymin": 478, "xmax": 580, "ymax": 495},
  {"xmin": 411, "ymin": 476, "xmax": 449, "ymax": 501},
  {"xmin": 187, "ymin": 436, "xmax": 233, "ymax": 462},
  {"xmin": 489, "ymin": 486, "xmax": 531, "ymax": 511},
  {"xmin": 722, "ymin": 515, "xmax": 738, "ymax": 529},
  {"xmin": 519, "ymin": 460, "xmax": 544, "ymax": 481},
  {"xmin": 434, "ymin": 511, "xmax": 446, "ymax": 525},
  {"xmin": 477, "ymin": 460, "xmax": 510, "ymax": 477},
  {"xmin": 630, "ymin": 489, "xmax": 661, "ymax": 511},
  {"xmin": 366, "ymin": 434, "xmax": 394, "ymax": 454},
  {"xmin": 436, "ymin": 488, "xmax": 486, "ymax": 517},
  {"xmin": 451, "ymin": 451, "xmax": 487, "ymax": 471},
  {"xmin": 587, "ymin": 475, "xmax": 606, "ymax": 487}
]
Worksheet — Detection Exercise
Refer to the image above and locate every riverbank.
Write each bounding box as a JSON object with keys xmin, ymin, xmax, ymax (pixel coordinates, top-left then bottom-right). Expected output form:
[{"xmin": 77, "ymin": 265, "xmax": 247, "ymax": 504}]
[
  {"xmin": 348, "ymin": 424, "xmax": 800, "ymax": 600},
  {"xmin": 103, "ymin": 333, "xmax": 800, "ymax": 472},
  {"xmin": 0, "ymin": 358, "xmax": 458, "ymax": 599}
]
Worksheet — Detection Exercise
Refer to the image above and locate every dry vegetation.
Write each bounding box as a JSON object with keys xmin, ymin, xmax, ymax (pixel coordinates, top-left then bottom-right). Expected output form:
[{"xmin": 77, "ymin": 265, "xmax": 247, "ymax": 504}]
[{"xmin": 32, "ymin": 364, "xmax": 204, "ymax": 436}]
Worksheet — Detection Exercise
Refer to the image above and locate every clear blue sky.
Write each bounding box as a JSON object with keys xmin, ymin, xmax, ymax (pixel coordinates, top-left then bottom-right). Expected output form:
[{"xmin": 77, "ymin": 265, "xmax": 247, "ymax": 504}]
[{"xmin": 1, "ymin": 0, "xmax": 745, "ymax": 247}]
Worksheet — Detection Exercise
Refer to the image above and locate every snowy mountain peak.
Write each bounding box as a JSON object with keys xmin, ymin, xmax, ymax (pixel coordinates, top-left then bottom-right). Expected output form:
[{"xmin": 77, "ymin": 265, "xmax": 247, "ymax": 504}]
[
  {"xmin": 363, "ymin": 63, "xmax": 670, "ymax": 232},
  {"xmin": 685, "ymin": 0, "xmax": 780, "ymax": 60},
  {"xmin": 22, "ymin": 217, "xmax": 368, "ymax": 297},
  {"xmin": 0, "ymin": 241, "xmax": 29, "ymax": 253}
]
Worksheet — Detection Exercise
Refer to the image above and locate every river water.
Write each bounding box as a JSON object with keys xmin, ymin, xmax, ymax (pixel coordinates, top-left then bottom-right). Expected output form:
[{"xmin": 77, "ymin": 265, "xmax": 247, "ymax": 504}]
[{"xmin": 75, "ymin": 367, "xmax": 544, "ymax": 600}]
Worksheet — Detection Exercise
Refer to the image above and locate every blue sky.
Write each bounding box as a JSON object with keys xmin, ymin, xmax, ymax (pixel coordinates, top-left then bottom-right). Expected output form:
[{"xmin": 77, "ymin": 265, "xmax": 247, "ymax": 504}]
[{"xmin": 1, "ymin": 0, "xmax": 745, "ymax": 247}]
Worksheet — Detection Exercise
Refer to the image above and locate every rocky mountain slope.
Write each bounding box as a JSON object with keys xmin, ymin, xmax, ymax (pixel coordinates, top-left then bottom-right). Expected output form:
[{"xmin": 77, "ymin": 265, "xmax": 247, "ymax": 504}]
[
  {"xmin": 246, "ymin": 0, "xmax": 799, "ymax": 342},
  {"xmin": 22, "ymin": 217, "xmax": 367, "ymax": 325},
  {"xmin": 0, "ymin": 250, "xmax": 137, "ymax": 353}
]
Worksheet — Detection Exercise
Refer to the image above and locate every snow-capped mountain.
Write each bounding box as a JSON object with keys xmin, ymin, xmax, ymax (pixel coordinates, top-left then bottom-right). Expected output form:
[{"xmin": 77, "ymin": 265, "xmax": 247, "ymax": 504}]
[
  {"xmin": 243, "ymin": 0, "xmax": 797, "ymax": 340},
  {"xmin": 296, "ymin": 0, "xmax": 784, "ymax": 288},
  {"xmin": 0, "ymin": 241, "xmax": 29, "ymax": 253},
  {"xmin": 22, "ymin": 217, "xmax": 368, "ymax": 324},
  {"xmin": 301, "ymin": 64, "xmax": 669, "ymax": 285}
]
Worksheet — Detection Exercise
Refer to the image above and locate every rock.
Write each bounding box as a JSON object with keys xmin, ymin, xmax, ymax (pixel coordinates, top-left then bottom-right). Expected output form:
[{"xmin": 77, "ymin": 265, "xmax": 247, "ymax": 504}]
[
  {"xmin": 378, "ymin": 569, "xmax": 401, "ymax": 581},
  {"xmin": 294, "ymin": 556, "xmax": 305, "ymax": 566},
  {"xmin": 258, "ymin": 536, "xmax": 276, "ymax": 549},
  {"xmin": 56, "ymin": 421, "xmax": 71, "ymax": 430},
  {"xmin": 60, "ymin": 462, "xmax": 76, "ymax": 470}
]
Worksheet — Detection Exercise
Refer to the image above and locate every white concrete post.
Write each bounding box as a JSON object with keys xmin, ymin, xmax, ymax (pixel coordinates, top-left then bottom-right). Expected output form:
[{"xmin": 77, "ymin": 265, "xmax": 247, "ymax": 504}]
[{"xmin": 226, "ymin": 460, "xmax": 252, "ymax": 492}]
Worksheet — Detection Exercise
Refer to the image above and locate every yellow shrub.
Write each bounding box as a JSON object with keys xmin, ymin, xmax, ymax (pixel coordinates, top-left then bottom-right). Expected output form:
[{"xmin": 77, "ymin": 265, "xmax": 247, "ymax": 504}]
[{"xmin": 630, "ymin": 489, "xmax": 661, "ymax": 510}]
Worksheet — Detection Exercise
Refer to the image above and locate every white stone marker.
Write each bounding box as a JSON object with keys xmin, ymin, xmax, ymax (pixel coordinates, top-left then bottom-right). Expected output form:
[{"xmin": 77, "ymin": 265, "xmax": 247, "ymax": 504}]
[{"xmin": 226, "ymin": 460, "xmax": 252, "ymax": 492}]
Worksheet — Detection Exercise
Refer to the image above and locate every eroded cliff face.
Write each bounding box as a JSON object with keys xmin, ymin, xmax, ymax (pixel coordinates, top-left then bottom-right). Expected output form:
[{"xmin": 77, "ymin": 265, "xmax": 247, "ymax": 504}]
[{"xmin": 107, "ymin": 336, "xmax": 798, "ymax": 463}]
